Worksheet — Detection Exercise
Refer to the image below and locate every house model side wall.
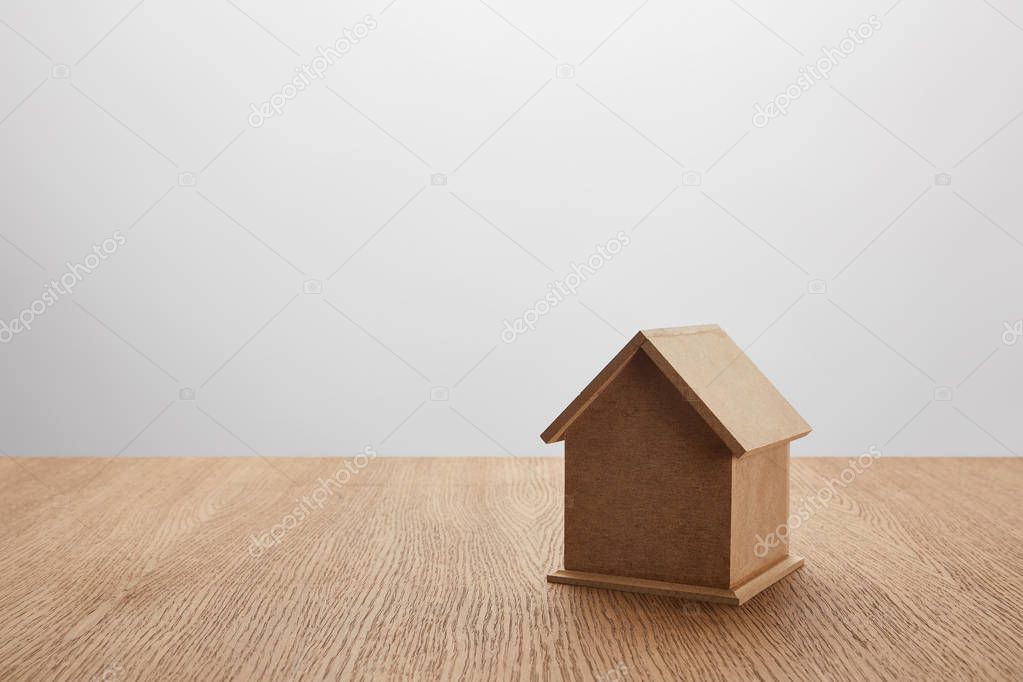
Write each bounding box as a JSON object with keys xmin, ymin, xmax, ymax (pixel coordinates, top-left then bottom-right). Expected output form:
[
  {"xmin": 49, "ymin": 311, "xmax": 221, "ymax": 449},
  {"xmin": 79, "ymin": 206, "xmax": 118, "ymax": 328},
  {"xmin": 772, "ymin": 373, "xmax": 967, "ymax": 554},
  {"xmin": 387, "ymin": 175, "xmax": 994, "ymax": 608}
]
[
  {"xmin": 730, "ymin": 443, "xmax": 789, "ymax": 586},
  {"xmin": 564, "ymin": 351, "xmax": 734, "ymax": 588}
]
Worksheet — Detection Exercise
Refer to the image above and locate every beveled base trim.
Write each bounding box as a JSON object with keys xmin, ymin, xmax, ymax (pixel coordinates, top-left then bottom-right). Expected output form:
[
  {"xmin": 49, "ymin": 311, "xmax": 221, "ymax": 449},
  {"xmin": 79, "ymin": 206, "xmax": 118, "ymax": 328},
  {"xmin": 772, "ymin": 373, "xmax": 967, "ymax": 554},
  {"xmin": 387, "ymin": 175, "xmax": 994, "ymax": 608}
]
[{"xmin": 547, "ymin": 555, "xmax": 804, "ymax": 606}]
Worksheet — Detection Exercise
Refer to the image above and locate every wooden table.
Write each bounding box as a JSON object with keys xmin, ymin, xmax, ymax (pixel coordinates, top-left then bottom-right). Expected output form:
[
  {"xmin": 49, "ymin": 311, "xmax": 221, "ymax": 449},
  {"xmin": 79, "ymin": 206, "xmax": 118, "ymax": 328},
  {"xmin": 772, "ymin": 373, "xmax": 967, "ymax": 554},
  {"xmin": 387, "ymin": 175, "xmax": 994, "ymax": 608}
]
[{"xmin": 0, "ymin": 457, "xmax": 1020, "ymax": 681}]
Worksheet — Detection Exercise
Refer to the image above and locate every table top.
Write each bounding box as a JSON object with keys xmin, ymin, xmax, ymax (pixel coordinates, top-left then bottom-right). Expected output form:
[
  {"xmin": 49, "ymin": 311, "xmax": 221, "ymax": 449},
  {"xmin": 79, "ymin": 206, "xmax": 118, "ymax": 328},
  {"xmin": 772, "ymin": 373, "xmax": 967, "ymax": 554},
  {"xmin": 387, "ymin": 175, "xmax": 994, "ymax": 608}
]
[{"xmin": 1, "ymin": 456, "xmax": 1020, "ymax": 681}]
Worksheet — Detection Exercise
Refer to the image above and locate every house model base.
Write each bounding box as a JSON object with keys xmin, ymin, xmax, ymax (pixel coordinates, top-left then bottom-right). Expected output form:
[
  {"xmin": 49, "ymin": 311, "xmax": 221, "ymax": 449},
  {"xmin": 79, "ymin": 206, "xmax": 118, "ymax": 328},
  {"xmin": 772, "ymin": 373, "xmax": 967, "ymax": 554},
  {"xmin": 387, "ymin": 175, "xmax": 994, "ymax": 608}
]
[{"xmin": 547, "ymin": 555, "xmax": 804, "ymax": 606}]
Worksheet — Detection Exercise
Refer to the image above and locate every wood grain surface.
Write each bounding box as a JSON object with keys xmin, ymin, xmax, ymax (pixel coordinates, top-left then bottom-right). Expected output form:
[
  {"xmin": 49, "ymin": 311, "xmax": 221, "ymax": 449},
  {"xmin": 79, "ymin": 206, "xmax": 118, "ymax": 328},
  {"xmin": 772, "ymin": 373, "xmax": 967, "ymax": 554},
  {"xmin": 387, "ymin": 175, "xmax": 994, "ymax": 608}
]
[{"xmin": 0, "ymin": 456, "xmax": 1020, "ymax": 681}]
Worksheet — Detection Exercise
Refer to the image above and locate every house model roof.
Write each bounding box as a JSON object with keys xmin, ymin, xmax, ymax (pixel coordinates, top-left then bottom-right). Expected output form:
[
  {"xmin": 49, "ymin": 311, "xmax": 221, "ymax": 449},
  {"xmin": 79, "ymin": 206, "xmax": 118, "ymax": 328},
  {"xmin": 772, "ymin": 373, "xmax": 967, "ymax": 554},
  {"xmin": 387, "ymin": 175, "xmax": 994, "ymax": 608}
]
[{"xmin": 541, "ymin": 325, "xmax": 811, "ymax": 456}]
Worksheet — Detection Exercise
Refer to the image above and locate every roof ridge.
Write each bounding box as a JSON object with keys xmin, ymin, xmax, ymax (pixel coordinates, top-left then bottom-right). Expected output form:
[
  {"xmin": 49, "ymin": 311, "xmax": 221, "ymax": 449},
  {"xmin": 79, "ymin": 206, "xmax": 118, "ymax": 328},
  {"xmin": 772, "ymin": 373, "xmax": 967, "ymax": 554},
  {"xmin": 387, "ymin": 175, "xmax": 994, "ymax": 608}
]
[{"xmin": 640, "ymin": 324, "xmax": 721, "ymax": 338}]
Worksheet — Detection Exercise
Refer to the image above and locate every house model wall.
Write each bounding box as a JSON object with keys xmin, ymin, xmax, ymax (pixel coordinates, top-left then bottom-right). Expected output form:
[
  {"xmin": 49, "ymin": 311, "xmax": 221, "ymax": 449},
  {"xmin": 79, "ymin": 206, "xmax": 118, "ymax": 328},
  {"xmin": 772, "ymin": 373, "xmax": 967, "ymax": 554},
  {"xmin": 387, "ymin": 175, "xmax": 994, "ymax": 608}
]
[{"xmin": 542, "ymin": 325, "xmax": 811, "ymax": 605}]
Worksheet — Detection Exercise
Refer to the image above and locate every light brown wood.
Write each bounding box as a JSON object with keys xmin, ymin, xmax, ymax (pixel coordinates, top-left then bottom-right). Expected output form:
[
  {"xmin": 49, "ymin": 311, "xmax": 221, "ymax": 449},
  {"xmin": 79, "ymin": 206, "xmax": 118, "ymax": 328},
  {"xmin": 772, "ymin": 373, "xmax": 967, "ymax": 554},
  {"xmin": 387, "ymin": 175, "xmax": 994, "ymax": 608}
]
[
  {"xmin": 540, "ymin": 330, "xmax": 648, "ymax": 444},
  {"xmin": 1, "ymin": 457, "xmax": 1021, "ymax": 680},
  {"xmin": 641, "ymin": 325, "xmax": 811, "ymax": 455},
  {"xmin": 729, "ymin": 443, "xmax": 790, "ymax": 585},
  {"xmin": 548, "ymin": 555, "xmax": 804, "ymax": 606},
  {"xmin": 564, "ymin": 350, "xmax": 734, "ymax": 587},
  {"xmin": 542, "ymin": 325, "xmax": 811, "ymax": 454},
  {"xmin": 547, "ymin": 324, "xmax": 809, "ymax": 597}
]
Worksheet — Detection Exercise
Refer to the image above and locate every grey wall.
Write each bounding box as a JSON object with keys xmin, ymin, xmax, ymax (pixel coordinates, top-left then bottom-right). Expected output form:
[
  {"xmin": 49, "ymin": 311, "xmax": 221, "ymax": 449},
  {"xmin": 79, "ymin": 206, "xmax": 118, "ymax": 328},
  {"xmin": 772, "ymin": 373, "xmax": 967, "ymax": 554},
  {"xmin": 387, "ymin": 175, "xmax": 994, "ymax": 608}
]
[{"xmin": 1, "ymin": 0, "xmax": 1021, "ymax": 457}]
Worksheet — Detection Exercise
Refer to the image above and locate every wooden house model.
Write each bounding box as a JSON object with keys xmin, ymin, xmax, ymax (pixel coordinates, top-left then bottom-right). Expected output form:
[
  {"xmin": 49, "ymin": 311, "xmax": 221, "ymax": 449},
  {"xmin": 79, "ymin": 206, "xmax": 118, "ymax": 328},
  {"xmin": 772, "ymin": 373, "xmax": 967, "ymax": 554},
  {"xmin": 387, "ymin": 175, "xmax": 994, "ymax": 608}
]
[{"xmin": 542, "ymin": 325, "xmax": 811, "ymax": 605}]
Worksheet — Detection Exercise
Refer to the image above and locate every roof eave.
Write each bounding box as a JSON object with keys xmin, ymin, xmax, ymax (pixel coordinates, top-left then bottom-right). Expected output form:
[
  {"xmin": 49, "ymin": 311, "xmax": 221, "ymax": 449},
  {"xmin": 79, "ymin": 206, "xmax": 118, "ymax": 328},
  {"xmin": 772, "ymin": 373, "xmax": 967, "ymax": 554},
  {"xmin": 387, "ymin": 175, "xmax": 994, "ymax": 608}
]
[
  {"xmin": 735, "ymin": 428, "xmax": 813, "ymax": 459},
  {"xmin": 540, "ymin": 332, "xmax": 647, "ymax": 443}
]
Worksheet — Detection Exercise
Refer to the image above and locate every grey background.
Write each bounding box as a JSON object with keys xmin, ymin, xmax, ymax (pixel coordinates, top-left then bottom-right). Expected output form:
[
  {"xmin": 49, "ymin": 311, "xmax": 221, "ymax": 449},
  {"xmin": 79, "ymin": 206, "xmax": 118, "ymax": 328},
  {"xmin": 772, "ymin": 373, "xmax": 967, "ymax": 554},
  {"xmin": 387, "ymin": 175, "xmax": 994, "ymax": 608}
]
[{"xmin": 1, "ymin": 0, "xmax": 1021, "ymax": 457}]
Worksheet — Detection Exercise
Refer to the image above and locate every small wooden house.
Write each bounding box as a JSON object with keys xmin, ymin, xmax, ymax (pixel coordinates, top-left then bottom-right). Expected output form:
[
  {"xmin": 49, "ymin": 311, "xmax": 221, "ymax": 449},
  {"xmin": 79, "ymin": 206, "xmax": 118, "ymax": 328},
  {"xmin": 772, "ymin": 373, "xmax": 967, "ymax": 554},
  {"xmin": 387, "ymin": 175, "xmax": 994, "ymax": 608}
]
[{"xmin": 542, "ymin": 325, "xmax": 810, "ymax": 605}]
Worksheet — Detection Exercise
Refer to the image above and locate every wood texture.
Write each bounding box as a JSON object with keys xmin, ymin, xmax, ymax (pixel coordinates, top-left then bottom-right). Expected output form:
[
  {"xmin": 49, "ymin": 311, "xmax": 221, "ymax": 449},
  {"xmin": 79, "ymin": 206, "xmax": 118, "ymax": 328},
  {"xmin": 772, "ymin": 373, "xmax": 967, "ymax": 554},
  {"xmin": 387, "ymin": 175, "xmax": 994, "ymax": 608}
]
[
  {"xmin": 1, "ymin": 457, "xmax": 1021, "ymax": 681},
  {"xmin": 729, "ymin": 443, "xmax": 790, "ymax": 585},
  {"xmin": 565, "ymin": 350, "xmax": 734, "ymax": 587}
]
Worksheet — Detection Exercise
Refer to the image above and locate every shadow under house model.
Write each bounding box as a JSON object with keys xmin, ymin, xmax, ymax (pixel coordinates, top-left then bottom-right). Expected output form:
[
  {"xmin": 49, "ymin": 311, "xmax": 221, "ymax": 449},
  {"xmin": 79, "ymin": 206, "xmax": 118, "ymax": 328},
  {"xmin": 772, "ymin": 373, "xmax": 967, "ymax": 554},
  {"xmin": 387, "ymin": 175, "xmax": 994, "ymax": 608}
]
[{"xmin": 542, "ymin": 325, "xmax": 811, "ymax": 605}]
